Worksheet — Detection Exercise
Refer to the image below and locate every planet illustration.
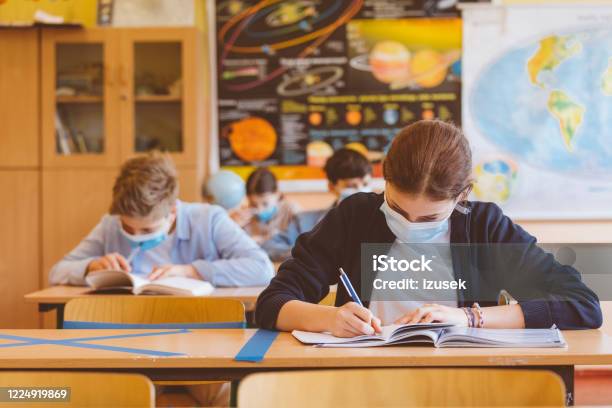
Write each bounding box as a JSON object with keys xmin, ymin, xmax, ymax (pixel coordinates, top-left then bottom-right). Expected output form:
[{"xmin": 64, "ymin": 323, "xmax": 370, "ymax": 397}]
[
  {"xmin": 277, "ymin": 66, "xmax": 343, "ymax": 97},
  {"xmin": 368, "ymin": 41, "xmax": 412, "ymax": 84},
  {"xmin": 346, "ymin": 110, "xmax": 362, "ymax": 126},
  {"xmin": 473, "ymin": 157, "xmax": 518, "ymax": 204},
  {"xmin": 409, "ymin": 50, "xmax": 449, "ymax": 88},
  {"xmin": 306, "ymin": 140, "xmax": 334, "ymax": 167},
  {"xmin": 309, "ymin": 112, "xmax": 323, "ymax": 126},
  {"xmin": 350, "ymin": 42, "xmax": 461, "ymax": 90},
  {"xmin": 383, "ymin": 108, "xmax": 399, "ymax": 125},
  {"xmin": 227, "ymin": 117, "xmax": 277, "ymax": 162},
  {"xmin": 218, "ymin": 0, "xmax": 360, "ymax": 92},
  {"xmin": 266, "ymin": 1, "xmax": 317, "ymax": 28},
  {"xmin": 217, "ymin": 0, "xmax": 246, "ymax": 16},
  {"xmin": 422, "ymin": 109, "xmax": 435, "ymax": 120}
]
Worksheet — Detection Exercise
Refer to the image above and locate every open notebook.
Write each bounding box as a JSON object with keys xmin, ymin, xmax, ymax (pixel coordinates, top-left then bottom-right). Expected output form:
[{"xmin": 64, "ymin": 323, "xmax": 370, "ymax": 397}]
[
  {"xmin": 85, "ymin": 270, "xmax": 214, "ymax": 296},
  {"xmin": 292, "ymin": 323, "xmax": 566, "ymax": 348}
]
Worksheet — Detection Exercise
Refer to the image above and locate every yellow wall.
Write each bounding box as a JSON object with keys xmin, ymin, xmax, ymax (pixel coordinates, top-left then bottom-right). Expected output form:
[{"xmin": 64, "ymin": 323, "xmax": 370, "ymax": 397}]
[{"xmin": 0, "ymin": 0, "xmax": 97, "ymax": 26}]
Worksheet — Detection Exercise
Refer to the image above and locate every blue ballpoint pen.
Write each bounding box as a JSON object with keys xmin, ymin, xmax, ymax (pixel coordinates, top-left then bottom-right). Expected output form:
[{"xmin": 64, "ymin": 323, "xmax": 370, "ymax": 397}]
[
  {"xmin": 339, "ymin": 267, "xmax": 363, "ymax": 306},
  {"xmin": 339, "ymin": 267, "xmax": 380, "ymax": 333}
]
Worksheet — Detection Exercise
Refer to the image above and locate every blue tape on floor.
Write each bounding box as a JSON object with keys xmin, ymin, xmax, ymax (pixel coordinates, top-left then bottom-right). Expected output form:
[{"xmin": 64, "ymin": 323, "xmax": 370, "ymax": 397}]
[
  {"xmin": 63, "ymin": 321, "xmax": 246, "ymax": 329},
  {"xmin": 234, "ymin": 329, "xmax": 279, "ymax": 363},
  {"xmin": 0, "ymin": 329, "xmax": 189, "ymax": 356}
]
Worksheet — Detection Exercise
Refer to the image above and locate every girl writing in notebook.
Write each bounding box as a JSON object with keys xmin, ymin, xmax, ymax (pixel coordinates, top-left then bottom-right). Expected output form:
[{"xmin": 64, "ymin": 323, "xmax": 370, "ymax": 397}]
[{"xmin": 256, "ymin": 120, "xmax": 602, "ymax": 337}]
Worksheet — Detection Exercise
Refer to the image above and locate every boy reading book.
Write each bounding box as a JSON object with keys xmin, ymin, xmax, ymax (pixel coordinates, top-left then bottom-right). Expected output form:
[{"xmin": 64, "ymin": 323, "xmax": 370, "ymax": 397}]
[{"xmin": 49, "ymin": 152, "xmax": 274, "ymax": 288}]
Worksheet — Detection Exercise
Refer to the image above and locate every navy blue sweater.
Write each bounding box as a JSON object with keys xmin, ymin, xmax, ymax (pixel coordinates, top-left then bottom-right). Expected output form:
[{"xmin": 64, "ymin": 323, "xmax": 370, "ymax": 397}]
[{"xmin": 256, "ymin": 192, "xmax": 602, "ymax": 330}]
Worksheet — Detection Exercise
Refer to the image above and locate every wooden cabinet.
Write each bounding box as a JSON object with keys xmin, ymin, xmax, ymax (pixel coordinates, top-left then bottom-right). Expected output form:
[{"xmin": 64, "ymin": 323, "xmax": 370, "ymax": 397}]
[
  {"xmin": 41, "ymin": 27, "xmax": 203, "ymax": 168},
  {"xmin": 0, "ymin": 26, "xmax": 205, "ymax": 328},
  {"xmin": 0, "ymin": 29, "xmax": 40, "ymax": 168},
  {"xmin": 0, "ymin": 172, "xmax": 40, "ymax": 328},
  {"xmin": 40, "ymin": 27, "xmax": 205, "ymax": 296},
  {"xmin": 0, "ymin": 29, "xmax": 41, "ymax": 328}
]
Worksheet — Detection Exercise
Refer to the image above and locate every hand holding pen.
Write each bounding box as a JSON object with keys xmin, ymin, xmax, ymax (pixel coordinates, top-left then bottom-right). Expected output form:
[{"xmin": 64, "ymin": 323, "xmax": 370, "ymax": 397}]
[{"xmin": 330, "ymin": 268, "xmax": 382, "ymax": 337}]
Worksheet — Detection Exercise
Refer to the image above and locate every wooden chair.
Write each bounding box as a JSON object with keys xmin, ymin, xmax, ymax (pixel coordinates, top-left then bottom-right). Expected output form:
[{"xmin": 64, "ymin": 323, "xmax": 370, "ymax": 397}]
[
  {"xmin": 64, "ymin": 297, "xmax": 245, "ymax": 327},
  {"xmin": 318, "ymin": 291, "xmax": 336, "ymax": 306},
  {"xmin": 0, "ymin": 371, "xmax": 154, "ymax": 407},
  {"xmin": 237, "ymin": 368, "xmax": 566, "ymax": 407},
  {"xmin": 64, "ymin": 296, "xmax": 245, "ymax": 384},
  {"xmin": 64, "ymin": 297, "xmax": 245, "ymax": 406}
]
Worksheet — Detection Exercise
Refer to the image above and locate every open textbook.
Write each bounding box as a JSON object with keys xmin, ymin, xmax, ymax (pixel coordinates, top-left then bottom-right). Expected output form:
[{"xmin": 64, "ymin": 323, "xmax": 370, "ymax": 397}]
[
  {"xmin": 85, "ymin": 270, "xmax": 214, "ymax": 296},
  {"xmin": 293, "ymin": 323, "xmax": 566, "ymax": 348}
]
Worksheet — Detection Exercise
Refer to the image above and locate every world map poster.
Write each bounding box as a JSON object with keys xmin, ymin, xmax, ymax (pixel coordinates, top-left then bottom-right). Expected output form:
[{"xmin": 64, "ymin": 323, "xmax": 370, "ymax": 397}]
[
  {"xmin": 462, "ymin": 4, "xmax": 612, "ymax": 219},
  {"xmin": 212, "ymin": 0, "xmax": 467, "ymax": 187}
]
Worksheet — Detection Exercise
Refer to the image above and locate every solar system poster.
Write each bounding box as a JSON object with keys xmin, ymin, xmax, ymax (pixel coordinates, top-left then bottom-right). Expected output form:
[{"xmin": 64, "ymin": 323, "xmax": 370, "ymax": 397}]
[{"xmin": 213, "ymin": 0, "xmax": 464, "ymax": 186}]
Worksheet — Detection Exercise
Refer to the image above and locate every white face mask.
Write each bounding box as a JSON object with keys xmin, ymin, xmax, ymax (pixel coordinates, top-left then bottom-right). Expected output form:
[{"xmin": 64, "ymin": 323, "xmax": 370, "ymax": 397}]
[
  {"xmin": 380, "ymin": 196, "xmax": 455, "ymax": 243},
  {"xmin": 338, "ymin": 186, "xmax": 372, "ymax": 202}
]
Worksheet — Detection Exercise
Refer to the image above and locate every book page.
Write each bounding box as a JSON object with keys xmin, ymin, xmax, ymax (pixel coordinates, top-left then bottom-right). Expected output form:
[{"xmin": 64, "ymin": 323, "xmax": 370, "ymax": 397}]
[
  {"xmin": 292, "ymin": 330, "xmax": 384, "ymax": 345},
  {"xmin": 292, "ymin": 322, "xmax": 450, "ymax": 345},
  {"xmin": 135, "ymin": 277, "xmax": 214, "ymax": 296},
  {"xmin": 129, "ymin": 273, "xmax": 150, "ymax": 291},
  {"xmin": 438, "ymin": 327, "xmax": 567, "ymax": 347},
  {"xmin": 85, "ymin": 270, "xmax": 133, "ymax": 290}
]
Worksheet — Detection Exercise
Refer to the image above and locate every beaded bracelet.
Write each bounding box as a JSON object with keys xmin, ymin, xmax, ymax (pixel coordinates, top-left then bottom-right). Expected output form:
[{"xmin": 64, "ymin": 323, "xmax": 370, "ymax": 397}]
[
  {"xmin": 472, "ymin": 302, "xmax": 484, "ymax": 328},
  {"xmin": 462, "ymin": 307, "xmax": 474, "ymax": 327}
]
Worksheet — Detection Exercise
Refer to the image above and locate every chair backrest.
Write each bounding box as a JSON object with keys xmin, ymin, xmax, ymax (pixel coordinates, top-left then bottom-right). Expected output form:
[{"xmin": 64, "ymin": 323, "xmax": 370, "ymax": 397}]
[
  {"xmin": 64, "ymin": 297, "xmax": 245, "ymax": 328},
  {"xmin": 318, "ymin": 291, "xmax": 336, "ymax": 306},
  {"xmin": 238, "ymin": 368, "xmax": 566, "ymax": 408},
  {"xmin": 0, "ymin": 371, "xmax": 154, "ymax": 407}
]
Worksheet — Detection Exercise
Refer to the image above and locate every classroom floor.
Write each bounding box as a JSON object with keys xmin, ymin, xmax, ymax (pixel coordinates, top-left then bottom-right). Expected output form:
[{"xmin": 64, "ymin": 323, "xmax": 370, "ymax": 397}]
[{"xmin": 575, "ymin": 369, "xmax": 612, "ymax": 406}]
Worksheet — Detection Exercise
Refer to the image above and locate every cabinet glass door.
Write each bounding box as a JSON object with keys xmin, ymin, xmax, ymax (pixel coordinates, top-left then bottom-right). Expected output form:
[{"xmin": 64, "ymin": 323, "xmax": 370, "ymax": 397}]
[
  {"xmin": 42, "ymin": 29, "xmax": 119, "ymax": 167},
  {"xmin": 55, "ymin": 43, "xmax": 105, "ymax": 155},
  {"xmin": 133, "ymin": 41, "xmax": 183, "ymax": 153}
]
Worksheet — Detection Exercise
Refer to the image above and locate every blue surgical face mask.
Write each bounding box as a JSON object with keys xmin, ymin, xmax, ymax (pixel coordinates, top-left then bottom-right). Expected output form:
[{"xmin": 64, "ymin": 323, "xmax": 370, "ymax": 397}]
[
  {"xmin": 380, "ymin": 196, "xmax": 453, "ymax": 243},
  {"xmin": 120, "ymin": 217, "xmax": 172, "ymax": 251},
  {"xmin": 256, "ymin": 205, "xmax": 278, "ymax": 223},
  {"xmin": 339, "ymin": 186, "xmax": 372, "ymax": 202}
]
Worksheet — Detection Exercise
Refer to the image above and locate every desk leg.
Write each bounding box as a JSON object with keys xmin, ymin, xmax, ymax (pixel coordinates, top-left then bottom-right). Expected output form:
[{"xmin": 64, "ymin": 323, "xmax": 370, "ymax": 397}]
[
  {"xmin": 56, "ymin": 305, "xmax": 65, "ymax": 329},
  {"xmin": 245, "ymin": 311, "xmax": 256, "ymax": 328},
  {"xmin": 552, "ymin": 365, "xmax": 574, "ymax": 406},
  {"xmin": 229, "ymin": 380, "xmax": 239, "ymax": 407},
  {"xmin": 38, "ymin": 304, "xmax": 65, "ymax": 329}
]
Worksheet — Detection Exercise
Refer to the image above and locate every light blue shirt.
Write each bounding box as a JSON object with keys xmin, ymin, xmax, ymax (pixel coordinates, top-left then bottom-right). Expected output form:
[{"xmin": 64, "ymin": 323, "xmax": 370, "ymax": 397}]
[
  {"xmin": 262, "ymin": 207, "xmax": 330, "ymax": 261},
  {"xmin": 49, "ymin": 201, "xmax": 275, "ymax": 287}
]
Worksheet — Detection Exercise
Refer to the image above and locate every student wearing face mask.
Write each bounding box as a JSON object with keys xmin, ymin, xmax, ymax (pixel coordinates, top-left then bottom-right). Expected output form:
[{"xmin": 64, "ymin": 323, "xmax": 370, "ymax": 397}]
[
  {"xmin": 261, "ymin": 148, "xmax": 372, "ymax": 261},
  {"xmin": 49, "ymin": 153, "xmax": 274, "ymax": 288},
  {"xmin": 256, "ymin": 120, "xmax": 602, "ymax": 336},
  {"xmin": 230, "ymin": 167, "xmax": 300, "ymax": 248}
]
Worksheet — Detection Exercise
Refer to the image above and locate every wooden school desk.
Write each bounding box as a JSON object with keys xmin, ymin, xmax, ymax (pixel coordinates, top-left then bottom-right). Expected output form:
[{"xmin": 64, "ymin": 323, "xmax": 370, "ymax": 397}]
[
  {"xmin": 24, "ymin": 286, "xmax": 266, "ymax": 328},
  {"xmin": 0, "ymin": 329, "xmax": 610, "ymax": 405},
  {"xmin": 25, "ymin": 285, "xmax": 339, "ymax": 328}
]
